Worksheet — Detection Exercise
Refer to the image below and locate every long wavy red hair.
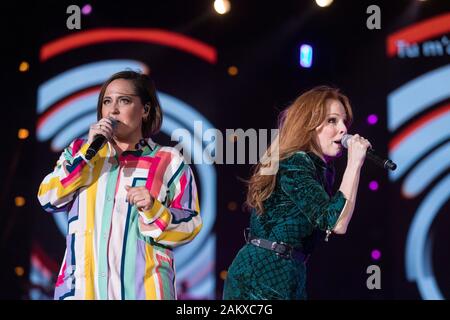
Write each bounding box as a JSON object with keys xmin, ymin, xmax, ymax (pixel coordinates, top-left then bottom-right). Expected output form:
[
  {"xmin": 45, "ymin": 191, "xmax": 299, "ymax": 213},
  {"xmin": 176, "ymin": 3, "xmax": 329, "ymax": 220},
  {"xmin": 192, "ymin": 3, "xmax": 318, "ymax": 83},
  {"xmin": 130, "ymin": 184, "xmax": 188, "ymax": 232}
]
[{"xmin": 246, "ymin": 86, "xmax": 353, "ymax": 214}]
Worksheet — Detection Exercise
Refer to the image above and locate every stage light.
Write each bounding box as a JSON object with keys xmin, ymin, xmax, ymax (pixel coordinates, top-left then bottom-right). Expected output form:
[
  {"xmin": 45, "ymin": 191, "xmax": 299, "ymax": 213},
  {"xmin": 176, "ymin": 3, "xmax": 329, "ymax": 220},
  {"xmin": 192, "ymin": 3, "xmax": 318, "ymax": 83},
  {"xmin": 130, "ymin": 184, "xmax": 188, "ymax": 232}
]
[
  {"xmin": 227, "ymin": 201, "xmax": 238, "ymax": 211},
  {"xmin": 227, "ymin": 66, "xmax": 238, "ymax": 76},
  {"xmin": 18, "ymin": 128, "xmax": 29, "ymax": 140},
  {"xmin": 19, "ymin": 61, "xmax": 29, "ymax": 72},
  {"xmin": 15, "ymin": 266, "xmax": 25, "ymax": 277},
  {"xmin": 299, "ymin": 44, "xmax": 313, "ymax": 68},
  {"xmin": 82, "ymin": 4, "xmax": 92, "ymax": 15},
  {"xmin": 315, "ymin": 0, "xmax": 334, "ymax": 8},
  {"xmin": 220, "ymin": 270, "xmax": 228, "ymax": 280},
  {"xmin": 367, "ymin": 114, "xmax": 378, "ymax": 125},
  {"xmin": 369, "ymin": 180, "xmax": 379, "ymax": 191},
  {"xmin": 15, "ymin": 196, "xmax": 26, "ymax": 207},
  {"xmin": 214, "ymin": 0, "xmax": 230, "ymax": 15},
  {"xmin": 371, "ymin": 249, "xmax": 381, "ymax": 261},
  {"xmin": 228, "ymin": 134, "xmax": 238, "ymax": 143}
]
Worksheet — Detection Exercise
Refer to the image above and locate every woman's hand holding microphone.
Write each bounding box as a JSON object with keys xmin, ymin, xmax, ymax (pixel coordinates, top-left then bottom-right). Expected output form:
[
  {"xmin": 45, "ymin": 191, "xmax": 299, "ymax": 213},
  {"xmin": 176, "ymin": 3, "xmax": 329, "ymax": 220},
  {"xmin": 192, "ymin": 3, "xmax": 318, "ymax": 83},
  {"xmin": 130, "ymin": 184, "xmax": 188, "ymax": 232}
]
[
  {"xmin": 344, "ymin": 134, "xmax": 372, "ymax": 169},
  {"xmin": 87, "ymin": 117, "xmax": 117, "ymax": 145}
]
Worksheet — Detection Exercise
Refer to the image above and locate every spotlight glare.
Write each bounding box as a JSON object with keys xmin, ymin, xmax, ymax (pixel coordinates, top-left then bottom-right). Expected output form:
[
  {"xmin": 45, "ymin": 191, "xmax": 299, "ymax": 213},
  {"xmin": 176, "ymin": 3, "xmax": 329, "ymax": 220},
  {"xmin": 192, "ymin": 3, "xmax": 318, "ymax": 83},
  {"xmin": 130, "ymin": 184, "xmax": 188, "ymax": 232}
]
[
  {"xmin": 371, "ymin": 249, "xmax": 381, "ymax": 260},
  {"xmin": 367, "ymin": 114, "xmax": 378, "ymax": 125},
  {"xmin": 81, "ymin": 4, "xmax": 92, "ymax": 15},
  {"xmin": 15, "ymin": 266, "xmax": 25, "ymax": 277},
  {"xmin": 214, "ymin": 0, "xmax": 231, "ymax": 15},
  {"xmin": 299, "ymin": 44, "xmax": 313, "ymax": 68},
  {"xmin": 315, "ymin": 0, "xmax": 334, "ymax": 8},
  {"xmin": 19, "ymin": 61, "xmax": 29, "ymax": 72},
  {"xmin": 227, "ymin": 201, "xmax": 238, "ymax": 211},
  {"xmin": 15, "ymin": 196, "xmax": 26, "ymax": 207},
  {"xmin": 227, "ymin": 66, "xmax": 238, "ymax": 76},
  {"xmin": 18, "ymin": 128, "xmax": 29, "ymax": 140},
  {"xmin": 228, "ymin": 134, "xmax": 238, "ymax": 143},
  {"xmin": 369, "ymin": 181, "xmax": 379, "ymax": 191},
  {"xmin": 220, "ymin": 270, "xmax": 228, "ymax": 280}
]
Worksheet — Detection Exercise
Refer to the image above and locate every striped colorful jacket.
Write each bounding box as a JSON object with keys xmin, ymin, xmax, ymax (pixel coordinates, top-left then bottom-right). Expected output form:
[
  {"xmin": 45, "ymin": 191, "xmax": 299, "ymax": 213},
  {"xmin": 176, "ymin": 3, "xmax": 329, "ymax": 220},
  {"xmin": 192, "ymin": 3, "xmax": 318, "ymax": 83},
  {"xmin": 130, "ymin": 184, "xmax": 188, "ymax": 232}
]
[{"xmin": 37, "ymin": 138, "xmax": 202, "ymax": 300}]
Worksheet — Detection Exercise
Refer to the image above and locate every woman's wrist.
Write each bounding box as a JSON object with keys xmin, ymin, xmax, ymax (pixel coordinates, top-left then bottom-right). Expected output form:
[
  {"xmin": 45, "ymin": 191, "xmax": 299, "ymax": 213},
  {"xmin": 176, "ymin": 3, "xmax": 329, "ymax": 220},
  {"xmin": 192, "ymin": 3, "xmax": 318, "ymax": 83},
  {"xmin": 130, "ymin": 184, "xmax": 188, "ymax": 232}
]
[{"xmin": 346, "ymin": 160, "xmax": 362, "ymax": 171}]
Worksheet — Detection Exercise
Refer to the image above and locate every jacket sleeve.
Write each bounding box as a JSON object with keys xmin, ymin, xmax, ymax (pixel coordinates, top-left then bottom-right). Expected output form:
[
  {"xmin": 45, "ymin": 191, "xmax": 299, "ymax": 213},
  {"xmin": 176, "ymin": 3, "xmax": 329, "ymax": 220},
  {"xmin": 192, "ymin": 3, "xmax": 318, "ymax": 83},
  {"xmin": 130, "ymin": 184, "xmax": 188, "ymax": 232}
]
[
  {"xmin": 37, "ymin": 138, "xmax": 104, "ymax": 213},
  {"xmin": 138, "ymin": 156, "xmax": 202, "ymax": 248},
  {"xmin": 279, "ymin": 153, "xmax": 347, "ymax": 232}
]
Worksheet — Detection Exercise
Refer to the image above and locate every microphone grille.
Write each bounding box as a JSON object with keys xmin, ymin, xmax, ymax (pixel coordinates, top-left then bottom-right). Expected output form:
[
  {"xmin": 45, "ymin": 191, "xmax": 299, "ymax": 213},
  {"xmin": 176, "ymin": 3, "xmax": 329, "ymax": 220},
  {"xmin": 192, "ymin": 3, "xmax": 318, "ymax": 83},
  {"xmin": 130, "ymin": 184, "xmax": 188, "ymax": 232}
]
[
  {"xmin": 341, "ymin": 134, "xmax": 352, "ymax": 149},
  {"xmin": 108, "ymin": 117, "xmax": 118, "ymax": 129}
]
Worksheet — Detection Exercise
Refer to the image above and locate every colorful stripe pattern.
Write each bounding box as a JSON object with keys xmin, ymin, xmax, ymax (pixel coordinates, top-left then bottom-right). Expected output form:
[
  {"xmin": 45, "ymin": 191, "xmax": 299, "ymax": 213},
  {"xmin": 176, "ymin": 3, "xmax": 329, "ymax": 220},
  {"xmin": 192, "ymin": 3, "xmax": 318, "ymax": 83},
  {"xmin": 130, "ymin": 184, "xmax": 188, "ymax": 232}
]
[{"xmin": 37, "ymin": 138, "xmax": 202, "ymax": 300}]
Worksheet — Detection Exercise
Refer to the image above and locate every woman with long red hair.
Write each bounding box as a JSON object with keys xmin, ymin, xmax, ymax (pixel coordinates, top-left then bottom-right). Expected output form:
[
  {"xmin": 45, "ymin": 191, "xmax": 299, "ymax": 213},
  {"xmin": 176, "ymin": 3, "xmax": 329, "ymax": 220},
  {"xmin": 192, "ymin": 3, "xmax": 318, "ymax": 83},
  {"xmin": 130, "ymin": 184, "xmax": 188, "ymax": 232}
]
[{"xmin": 223, "ymin": 86, "xmax": 371, "ymax": 299}]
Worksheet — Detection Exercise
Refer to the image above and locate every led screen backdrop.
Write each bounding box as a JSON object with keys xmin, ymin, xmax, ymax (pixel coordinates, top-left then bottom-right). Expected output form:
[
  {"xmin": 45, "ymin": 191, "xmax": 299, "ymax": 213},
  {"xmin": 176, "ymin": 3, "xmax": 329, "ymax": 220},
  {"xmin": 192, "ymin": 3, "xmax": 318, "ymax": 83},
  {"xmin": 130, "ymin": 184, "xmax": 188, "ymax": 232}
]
[{"xmin": 1, "ymin": 1, "xmax": 449, "ymax": 300}]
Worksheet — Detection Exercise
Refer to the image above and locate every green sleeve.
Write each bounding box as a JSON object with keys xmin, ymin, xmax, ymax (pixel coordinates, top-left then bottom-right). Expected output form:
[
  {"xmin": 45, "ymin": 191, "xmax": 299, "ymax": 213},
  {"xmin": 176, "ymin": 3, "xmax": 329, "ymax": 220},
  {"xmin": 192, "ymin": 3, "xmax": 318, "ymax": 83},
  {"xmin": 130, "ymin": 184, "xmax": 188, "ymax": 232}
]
[{"xmin": 279, "ymin": 153, "xmax": 347, "ymax": 231}]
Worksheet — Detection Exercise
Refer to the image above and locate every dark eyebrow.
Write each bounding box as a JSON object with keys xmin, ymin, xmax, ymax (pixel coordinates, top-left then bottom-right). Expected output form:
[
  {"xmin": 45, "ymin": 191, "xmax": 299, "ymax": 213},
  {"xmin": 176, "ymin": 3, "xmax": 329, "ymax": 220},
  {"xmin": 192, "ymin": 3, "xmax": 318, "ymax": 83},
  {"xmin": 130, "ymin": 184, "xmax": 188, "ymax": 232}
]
[{"xmin": 103, "ymin": 94, "xmax": 137, "ymax": 99}]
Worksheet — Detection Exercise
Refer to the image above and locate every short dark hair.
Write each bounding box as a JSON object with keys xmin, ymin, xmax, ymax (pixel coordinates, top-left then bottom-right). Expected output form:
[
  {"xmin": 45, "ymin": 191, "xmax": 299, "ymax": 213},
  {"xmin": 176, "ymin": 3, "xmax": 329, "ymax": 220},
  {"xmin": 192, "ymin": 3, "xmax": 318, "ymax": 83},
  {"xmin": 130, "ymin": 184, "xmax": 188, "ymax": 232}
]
[{"xmin": 97, "ymin": 70, "xmax": 163, "ymax": 137}]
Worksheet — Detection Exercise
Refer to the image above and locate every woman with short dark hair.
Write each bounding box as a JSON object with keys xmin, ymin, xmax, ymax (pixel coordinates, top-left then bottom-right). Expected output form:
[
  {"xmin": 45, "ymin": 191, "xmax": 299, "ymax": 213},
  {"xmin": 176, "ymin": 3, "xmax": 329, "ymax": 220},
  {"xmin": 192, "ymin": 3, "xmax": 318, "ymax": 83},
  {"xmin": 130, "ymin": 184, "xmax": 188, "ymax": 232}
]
[{"xmin": 38, "ymin": 71, "xmax": 202, "ymax": 300}]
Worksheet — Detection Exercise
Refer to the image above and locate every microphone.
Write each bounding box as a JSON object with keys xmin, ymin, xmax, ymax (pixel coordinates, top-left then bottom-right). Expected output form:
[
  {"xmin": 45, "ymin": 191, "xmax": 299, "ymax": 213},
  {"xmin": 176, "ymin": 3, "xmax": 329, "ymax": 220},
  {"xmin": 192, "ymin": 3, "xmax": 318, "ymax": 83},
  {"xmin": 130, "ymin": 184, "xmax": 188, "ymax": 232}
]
[
  {"xmin": 85, "ymin": 118, "xmax": 118, "ymax": 160},
  {"xmin": 341, "ymin": 134, "xmax": 397, "ymax": 171}
]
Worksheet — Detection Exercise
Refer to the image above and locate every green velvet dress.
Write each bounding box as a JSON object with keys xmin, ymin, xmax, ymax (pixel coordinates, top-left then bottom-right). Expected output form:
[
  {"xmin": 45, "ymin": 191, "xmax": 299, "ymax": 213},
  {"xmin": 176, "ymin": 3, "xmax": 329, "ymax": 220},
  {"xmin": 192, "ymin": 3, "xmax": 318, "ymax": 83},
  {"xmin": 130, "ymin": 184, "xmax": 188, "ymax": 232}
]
[{"xmin": 223, "ymin": 151, "xmax": 347, "ymax": 300}]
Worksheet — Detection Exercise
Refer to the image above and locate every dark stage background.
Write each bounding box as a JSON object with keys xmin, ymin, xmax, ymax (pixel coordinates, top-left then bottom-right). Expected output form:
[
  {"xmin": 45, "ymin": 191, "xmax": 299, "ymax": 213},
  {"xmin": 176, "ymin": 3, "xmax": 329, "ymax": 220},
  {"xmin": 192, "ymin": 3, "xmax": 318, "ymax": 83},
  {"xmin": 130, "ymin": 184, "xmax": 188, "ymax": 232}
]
[{"xmin": 1, "ymin": 0, "xmax": 449, "ymax": 300}]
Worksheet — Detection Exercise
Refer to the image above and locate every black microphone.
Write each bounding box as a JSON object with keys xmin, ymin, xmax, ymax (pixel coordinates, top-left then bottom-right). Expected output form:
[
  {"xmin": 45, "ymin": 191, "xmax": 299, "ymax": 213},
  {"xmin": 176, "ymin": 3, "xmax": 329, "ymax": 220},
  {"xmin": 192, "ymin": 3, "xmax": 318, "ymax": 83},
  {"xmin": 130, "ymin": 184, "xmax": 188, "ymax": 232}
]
[
  {"xmin": 341, "ymin": 134, "xmax": 397, "ymax": 171},
  {"xmin": 85, "ymin": 118, "xmax": 118, "ymax": 161}
]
